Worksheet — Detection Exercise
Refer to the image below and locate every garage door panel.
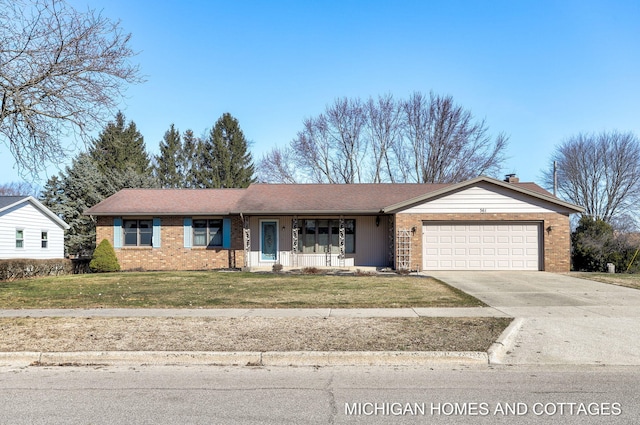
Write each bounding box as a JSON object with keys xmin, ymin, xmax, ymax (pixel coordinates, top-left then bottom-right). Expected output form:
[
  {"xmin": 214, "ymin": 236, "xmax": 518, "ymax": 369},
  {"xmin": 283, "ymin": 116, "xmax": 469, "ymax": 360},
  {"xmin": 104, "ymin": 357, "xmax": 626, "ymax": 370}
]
[{"xmin": 423, "ymin": 222, "xmax": 540, "ymax": 270}]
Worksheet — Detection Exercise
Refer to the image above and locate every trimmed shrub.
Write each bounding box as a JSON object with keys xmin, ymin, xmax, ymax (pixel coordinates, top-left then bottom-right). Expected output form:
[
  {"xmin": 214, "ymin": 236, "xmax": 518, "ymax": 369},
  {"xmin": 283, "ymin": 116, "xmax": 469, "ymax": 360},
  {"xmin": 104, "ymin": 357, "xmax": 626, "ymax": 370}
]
[
  {"xmin": 302, "ymin": 267, "xmax": 322, "ymax": 275},
  {"xmin": 89, "ymin": 239, "xmax": 121, "ymax": 273},
  {"xmin": 0, "ymin": 259, "xmax": 73, "ymax": 281}
]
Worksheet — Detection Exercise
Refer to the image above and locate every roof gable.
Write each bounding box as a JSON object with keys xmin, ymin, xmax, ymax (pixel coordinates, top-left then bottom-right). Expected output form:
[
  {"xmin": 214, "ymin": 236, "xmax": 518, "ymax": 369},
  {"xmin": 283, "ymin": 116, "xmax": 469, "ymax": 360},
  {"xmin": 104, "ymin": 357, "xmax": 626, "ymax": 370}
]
[
  {"xmin": 0, "ymin": 196, "xmax": 70, "ymax": 229},
  {"xmin": 382, "ymin": 176, "xmax": 583, "ymax": 213},
  {"xmin": 0, "ymin": 196, "xmax": 29, "ymax": 210}
]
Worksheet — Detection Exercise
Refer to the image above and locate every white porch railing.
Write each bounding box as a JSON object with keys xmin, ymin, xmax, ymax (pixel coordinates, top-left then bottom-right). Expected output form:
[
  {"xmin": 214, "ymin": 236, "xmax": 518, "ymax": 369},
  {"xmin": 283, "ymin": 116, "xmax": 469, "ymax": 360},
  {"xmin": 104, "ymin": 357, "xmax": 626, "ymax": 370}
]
[{"xmin": 249, "ymin": 251, "xmax": 354, "ymax": 268}]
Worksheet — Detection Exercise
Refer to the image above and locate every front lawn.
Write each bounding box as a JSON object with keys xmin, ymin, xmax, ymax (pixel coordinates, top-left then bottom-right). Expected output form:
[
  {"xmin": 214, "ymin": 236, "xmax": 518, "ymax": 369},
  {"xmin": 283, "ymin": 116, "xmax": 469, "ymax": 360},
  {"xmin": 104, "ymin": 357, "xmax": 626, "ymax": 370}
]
[
  {"xmin": 571, "ymin": 272, "xmax": 640, "ymax": 290},
  {"xmin": 0, "ymin": 271, "xmax": 484, "ymax": 309}
]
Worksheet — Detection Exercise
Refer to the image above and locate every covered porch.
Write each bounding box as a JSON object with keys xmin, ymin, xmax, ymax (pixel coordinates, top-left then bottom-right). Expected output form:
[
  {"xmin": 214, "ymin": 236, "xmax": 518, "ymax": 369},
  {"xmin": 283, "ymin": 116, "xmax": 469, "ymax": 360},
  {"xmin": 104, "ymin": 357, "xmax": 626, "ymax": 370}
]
[{"xmin": 241, "ymin": 215, "xmax": 393, "ymax": 270}]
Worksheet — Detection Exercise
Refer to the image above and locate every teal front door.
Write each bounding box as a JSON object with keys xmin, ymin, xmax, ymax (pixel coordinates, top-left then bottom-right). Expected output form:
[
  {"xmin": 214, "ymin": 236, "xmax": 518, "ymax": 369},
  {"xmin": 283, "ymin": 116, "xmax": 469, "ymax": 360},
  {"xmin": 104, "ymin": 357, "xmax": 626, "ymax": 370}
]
[{"xmin": 261, "ymin": 221, "xmax": 278, "ymax": 261}]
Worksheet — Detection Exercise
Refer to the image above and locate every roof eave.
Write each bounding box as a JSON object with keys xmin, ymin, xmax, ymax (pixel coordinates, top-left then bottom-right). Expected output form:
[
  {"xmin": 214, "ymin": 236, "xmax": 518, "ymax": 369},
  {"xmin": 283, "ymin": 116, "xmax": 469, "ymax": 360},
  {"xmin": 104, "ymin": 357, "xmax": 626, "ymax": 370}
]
[
  {"xmin": 84, "ymin": 211, "xmax": 234, "ymax": 217},
  {"xmin": 233, "ymin": 210, "xmax": 383, "ymax": 216}
]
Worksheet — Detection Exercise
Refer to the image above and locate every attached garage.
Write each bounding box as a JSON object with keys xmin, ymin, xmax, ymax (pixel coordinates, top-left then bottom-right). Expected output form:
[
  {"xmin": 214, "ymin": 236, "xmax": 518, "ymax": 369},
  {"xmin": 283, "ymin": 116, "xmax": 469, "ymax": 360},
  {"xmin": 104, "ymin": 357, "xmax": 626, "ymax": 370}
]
[
  {"xmin": 422, "ymin": 222, "xmax": 541, "ymax": 270},
  {"xmin": 384, "ymin": 176, "xmax": 584, "ymax": 273}
]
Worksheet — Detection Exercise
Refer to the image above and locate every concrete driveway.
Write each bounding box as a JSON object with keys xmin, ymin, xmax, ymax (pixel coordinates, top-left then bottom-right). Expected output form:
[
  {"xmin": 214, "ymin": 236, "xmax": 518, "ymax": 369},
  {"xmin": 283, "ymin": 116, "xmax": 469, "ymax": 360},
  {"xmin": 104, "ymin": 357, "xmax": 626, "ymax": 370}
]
[{"xmin": 427, "ymin": 271, "xmax": 640, "ymax": 365}]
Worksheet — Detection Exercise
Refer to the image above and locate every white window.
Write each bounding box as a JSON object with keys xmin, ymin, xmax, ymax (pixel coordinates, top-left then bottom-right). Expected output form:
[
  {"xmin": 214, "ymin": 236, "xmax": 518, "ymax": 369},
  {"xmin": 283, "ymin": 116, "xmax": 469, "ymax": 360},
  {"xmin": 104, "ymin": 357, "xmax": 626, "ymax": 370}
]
[
  {"xmin": 41, "ymin": 231, "xmax": 48, "ymax": 249},
  {"xmin": 16, "ymin": 229, "xmax": 24, "ymax": 249}
]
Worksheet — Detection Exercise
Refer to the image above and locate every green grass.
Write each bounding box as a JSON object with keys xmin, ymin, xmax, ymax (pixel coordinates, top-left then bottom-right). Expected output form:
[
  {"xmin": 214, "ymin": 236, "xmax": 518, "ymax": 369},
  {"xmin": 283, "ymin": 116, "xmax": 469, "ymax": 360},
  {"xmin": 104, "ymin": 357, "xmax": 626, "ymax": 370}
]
[{"xmin": 0, "ymin": 271, "xmax": 484, "ymax": 309}]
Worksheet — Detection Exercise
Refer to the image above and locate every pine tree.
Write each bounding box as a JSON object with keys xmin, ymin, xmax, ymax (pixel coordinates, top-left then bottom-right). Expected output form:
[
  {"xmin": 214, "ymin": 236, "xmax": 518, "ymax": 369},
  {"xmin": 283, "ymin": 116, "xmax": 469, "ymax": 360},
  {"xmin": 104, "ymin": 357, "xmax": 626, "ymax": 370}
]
[
  {"xmin": 215, "ymin": 113, "xmax": 255, "ymax": 188},
  {"xmin": 154, "ymin": 124, "xmax": 184, "ymax": 188},
  {"xmin": 41, "ymin": 113, "xmax": 158, "ymax": 255},
  {"xmin": 90, "ymin": 111, "xmax": 152, "ymax": 175},
  {"xmin": 196, "ymin": 113, "xmax": 255, "ymax": 188},
  {"xmin": 41, "ymin": 153, "xmax": 115, "ymax": 255},
  {"xmin": 181, "ymin": 129, "xmax": 200, "ymax": 188}
]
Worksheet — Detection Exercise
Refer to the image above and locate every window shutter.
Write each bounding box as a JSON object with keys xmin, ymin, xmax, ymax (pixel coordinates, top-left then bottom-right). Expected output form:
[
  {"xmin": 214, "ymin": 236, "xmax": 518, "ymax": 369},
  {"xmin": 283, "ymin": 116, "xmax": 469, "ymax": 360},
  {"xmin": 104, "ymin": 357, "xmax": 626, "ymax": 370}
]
[
  {"xmin": 152, "ymin": 218, "xmax": 161, "ymax": 248},
  {"xmin": 113, "ymin": 217, "xmax": 122, "ymax": 248},
  {"xmin": 222, "ymin": 218, "xmax": 232, "ymax": 249},
  {"xmin": 183, "ymin": 218, "xmax": 192, "ymax": 248}
]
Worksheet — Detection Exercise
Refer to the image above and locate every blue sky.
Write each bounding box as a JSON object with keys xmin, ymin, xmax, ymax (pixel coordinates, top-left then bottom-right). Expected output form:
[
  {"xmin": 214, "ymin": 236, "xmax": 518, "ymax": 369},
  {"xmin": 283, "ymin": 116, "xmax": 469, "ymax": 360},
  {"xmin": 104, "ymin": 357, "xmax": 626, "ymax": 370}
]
[{"xmin": 2, "ymin": 0, "xmax": 639, "ymax": 188}]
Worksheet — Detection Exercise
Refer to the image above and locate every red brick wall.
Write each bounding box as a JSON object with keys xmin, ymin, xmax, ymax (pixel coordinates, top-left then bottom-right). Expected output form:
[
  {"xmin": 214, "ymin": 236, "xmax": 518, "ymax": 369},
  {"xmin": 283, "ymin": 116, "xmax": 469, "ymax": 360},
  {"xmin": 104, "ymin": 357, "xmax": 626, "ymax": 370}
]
[
  {"xmin": 394, "ymin": 212, "xmax": 571, "ymax": 273},
  {"xmin": 95, "ymin": 216, "xmax": 245, "ymax": 271}
]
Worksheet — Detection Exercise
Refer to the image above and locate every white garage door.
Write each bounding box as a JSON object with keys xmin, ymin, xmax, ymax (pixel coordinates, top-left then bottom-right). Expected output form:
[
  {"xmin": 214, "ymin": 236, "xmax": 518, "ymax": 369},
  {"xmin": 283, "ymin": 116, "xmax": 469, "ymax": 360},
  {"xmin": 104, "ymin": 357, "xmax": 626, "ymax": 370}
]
[{"xmin": 423, "ymin": 222, "xmax": 541, "ymax": 270}]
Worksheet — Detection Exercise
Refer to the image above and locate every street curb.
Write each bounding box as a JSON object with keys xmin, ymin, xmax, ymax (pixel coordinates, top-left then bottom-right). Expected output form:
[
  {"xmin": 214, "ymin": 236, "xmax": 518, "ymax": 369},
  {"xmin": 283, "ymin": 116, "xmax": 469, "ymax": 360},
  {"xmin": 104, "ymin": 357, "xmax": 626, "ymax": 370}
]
[
  {"xmin": 487, "ymin": 317, "xmax": 525, "ymax": 364},
  {"xmin": 0, "ymin": 350, "xmax": 488, "ymax": 367}
]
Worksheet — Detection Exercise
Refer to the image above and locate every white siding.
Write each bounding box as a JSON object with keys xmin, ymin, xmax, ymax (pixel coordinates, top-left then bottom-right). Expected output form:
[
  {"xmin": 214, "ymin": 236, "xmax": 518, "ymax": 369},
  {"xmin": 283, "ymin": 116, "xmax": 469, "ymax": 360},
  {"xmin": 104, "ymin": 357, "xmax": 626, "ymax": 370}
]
[
  {"xmin": 0, "ymin": 203, "xmax": 66, "ymax": 259},
  {"xmin": 402, "ymin": 183, "xmax": 568, "ymax": 214}
]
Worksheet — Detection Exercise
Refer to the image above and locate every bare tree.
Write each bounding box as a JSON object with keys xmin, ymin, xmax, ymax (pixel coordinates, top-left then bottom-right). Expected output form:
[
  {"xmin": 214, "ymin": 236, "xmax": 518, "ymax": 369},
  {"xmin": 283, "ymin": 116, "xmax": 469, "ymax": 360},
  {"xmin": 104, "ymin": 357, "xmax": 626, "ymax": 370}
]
[
  {"xmin": 0, "ymin": 0, "xmax": 142, "ymax": 177},
  {"xmin": 257, "ymin": 91, "xmax": 508, "ymax": 184},
  {"xmin": 257, "ymin": 145, "xmax": 299, "ymax": 183},
  {"xmin": 365, "ymin": 94, "xmax": 403, "ymax": 183},
  {"xmin": 543, "ymin": 131, "xmax": 640, "ymax": 223},
  {"xmin": 401, "ymin": 91, "xmax": 508, "ymax": 183},
  {"xmin": 0, "ymin": 181, "xmax": 38, "ymax": 196},
  {"xmin": 286, "ymin": 98, "xmax": 367, "ymax": 183}
]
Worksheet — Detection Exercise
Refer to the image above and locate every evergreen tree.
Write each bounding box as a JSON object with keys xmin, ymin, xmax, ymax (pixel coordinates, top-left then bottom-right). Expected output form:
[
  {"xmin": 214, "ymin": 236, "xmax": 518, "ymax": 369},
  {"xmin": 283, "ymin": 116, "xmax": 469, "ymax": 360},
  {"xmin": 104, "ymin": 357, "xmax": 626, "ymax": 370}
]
[
  {"xmin": 90, "ymin": 111, "xmax": 152, "ymax": 175},
  {"xmin": 154, "ymin": 124, "xmax": 184, "ymax": 188},
  {"xmin": 571, "ymin": 216, "xmax": 636, "ymax": 272},
  {"xmin": 90, "ymin": 239, "xmax": 121, "ymax": 272},
  {"xmin": 41, "ymin": 153, "xmax": 115, "ymax": 255},
  {"xmin": 196, "ymin": 113, "xmax": 255, "ymax": 188},
  {"xmin": 181, "ymin": 129, "xmax": 200, "ymax": 188},
  {"xmin": 41, "ymin": 113, "xmax": 158, "ymax": 255}
]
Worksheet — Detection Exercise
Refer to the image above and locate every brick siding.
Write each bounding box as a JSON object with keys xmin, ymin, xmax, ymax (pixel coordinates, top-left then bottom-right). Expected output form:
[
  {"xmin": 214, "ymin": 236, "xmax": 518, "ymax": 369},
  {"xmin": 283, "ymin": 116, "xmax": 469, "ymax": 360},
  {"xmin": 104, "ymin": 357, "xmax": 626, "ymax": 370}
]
[
  {"xmin": 95, "ymin": 216, "xmax": 244, "ymax": 271},
  {"xmin": 96, "ymin": 211, "xmax": 572, "ymax": 272},
  {"xmin": 394, "ymin": 212, "xmax": 571, "ymax": 273}
]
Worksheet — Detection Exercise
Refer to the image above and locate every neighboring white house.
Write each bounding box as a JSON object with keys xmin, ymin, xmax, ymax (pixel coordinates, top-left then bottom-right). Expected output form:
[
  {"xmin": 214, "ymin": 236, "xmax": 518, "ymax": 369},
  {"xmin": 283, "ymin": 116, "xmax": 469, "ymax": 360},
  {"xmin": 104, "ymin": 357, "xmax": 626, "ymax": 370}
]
[{"xmin": 0, "ymin": 196, "xmax": 69, "ymax": 259}]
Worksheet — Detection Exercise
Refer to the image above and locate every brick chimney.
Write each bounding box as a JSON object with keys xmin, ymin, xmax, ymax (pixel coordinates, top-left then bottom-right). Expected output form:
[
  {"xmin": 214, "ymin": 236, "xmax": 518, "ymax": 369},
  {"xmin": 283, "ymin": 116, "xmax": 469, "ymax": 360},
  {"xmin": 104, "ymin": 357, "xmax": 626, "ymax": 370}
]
[{"xmin": 504, "ymin": 174, "xmax": 519, "ymax": 183}]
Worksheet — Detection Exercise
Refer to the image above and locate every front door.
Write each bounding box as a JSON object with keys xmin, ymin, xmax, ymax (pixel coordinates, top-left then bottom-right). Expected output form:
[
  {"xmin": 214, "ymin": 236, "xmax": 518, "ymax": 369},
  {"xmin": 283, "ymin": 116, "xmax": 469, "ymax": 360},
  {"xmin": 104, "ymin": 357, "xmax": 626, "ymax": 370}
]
[{"xmin": 261, "ymin": 220, "xmax": 278, "ymax": 261}]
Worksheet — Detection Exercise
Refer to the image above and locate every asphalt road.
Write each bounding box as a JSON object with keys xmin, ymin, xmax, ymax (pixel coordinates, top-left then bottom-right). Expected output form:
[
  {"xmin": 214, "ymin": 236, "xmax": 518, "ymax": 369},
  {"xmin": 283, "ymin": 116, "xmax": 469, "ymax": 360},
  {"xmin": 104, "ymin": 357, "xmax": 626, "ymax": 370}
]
[{"xmin": 1, "ymin": 364, "xmax": 638, "ymax": 424}]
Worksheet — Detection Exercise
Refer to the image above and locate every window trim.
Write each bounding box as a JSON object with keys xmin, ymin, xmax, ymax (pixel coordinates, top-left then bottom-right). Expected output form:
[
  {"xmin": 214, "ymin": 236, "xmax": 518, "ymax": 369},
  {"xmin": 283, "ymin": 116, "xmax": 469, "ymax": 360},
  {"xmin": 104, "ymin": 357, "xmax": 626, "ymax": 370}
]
[
  {"xmin": 122, "ymin": 219, "xmax": 153, "ymax": 247},
  {"xmin": 192, "ymin": 218, "xmax": 224, "ymax": 248},
  {"xmin": 297, "ymin": 219, "xmax": 355, "ymax": 254},
  {"xmin": 15, "ymin": 229, "xmax": 24, "ymax": 249},
  {"xmin": 41, "ymin": 231, "xmax": 48, "ymax": 249}
]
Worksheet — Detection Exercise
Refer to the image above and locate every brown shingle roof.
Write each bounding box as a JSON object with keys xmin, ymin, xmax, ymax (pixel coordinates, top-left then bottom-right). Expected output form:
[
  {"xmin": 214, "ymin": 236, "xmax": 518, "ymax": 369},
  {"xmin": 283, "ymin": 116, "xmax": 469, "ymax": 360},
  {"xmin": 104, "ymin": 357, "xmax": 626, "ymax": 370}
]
[
  {"xmin": 236, "ymin": 183, "xmax": 450, "ymax": 214},
  {"xmin": 85, "ymin": 177, "xmax": 581, "ymax": 216},
  {"xmin": 84, "ymin": 188, "xmax": 246, "ymax": 216}
]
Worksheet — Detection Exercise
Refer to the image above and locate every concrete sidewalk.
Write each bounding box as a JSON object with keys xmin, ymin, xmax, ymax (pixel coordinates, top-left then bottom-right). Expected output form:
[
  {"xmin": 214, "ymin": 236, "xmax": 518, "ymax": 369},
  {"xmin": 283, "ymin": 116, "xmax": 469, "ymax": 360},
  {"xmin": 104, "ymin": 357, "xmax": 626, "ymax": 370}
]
[{"xmin": 0, "ymin": 307, "xmax": 508, "ymax": 318}]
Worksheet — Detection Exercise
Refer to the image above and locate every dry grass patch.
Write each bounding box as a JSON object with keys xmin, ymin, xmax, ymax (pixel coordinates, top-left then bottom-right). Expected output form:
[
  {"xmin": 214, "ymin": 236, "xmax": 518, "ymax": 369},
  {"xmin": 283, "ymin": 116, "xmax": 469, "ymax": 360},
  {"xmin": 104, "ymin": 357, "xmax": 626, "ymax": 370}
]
[
  {"xmin": 0, "ymin": 317, "xmax": 511, "ymax": 352},
  {"xmin": 571, "ymin": 272, "xmax": 640, "ymax": 290},
  {"xmin": 0, "ymin": 271, "xmax": 483, "ymax": 309}
]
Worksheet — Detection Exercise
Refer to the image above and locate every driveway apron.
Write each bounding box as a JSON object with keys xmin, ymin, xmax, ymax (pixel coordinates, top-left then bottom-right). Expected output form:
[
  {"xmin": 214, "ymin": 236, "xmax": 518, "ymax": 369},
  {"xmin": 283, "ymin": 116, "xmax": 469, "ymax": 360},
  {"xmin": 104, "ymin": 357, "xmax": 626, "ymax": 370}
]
[{"xmin": 427, "ymin": 271, "xmax": 640, "ymax": 365}]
